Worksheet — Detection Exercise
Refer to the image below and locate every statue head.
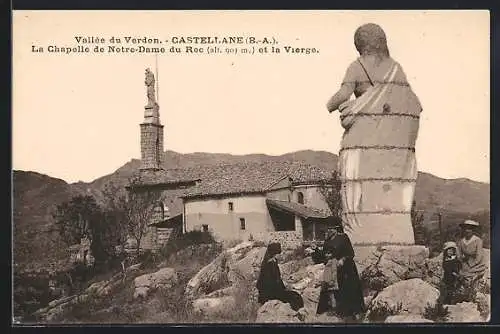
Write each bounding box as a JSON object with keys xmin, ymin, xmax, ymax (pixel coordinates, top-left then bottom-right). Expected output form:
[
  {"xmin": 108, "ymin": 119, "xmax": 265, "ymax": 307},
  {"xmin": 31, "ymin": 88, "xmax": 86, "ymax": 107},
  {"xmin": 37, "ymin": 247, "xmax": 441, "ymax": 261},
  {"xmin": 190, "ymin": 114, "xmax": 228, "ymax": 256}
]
[{"xmin": 354, "ymin": 23, "xmax": 390, "ymax": 57}]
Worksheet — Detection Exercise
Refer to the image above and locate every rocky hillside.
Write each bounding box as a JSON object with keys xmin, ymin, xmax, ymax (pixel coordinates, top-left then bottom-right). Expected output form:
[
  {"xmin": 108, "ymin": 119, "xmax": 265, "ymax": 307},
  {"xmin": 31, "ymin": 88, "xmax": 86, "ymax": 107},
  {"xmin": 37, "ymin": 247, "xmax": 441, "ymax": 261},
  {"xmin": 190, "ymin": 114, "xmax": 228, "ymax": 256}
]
[
  {"xmin": 32, "ymin": 241, "xmax": 491, "ymax": 324},
  {"xmin": 13, "ymin": 171, "xmax": 83, "ymax": 269},
  {"xmin": 12, "ymin": 150, "xmax": 490, "ymax": 269}
]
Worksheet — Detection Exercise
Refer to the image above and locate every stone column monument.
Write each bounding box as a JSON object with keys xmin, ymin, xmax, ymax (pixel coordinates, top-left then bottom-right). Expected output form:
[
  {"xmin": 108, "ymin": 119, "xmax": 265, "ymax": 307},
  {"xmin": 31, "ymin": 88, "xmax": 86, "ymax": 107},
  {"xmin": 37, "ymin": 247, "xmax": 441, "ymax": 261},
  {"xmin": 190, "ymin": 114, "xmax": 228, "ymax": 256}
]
[{"xmin": 140, "ymin": 68, "xmax": 164, "ymax": 170}]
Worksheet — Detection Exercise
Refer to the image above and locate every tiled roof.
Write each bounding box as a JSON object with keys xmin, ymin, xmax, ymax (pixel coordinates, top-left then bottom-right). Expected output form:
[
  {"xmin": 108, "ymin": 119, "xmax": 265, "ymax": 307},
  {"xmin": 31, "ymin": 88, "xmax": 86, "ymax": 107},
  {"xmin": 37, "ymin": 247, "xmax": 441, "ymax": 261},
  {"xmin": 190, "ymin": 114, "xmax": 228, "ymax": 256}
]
[
  {"xmin": 181, "ymin": 161, "xmax": 334, "ymax": 199},
  {"xmin": 266, "ymin": 199, "xmax": 332, "ymax": 219},
  {"xmin": 126, "ymin": 169, "xmax": 200, "ymax": 189}
]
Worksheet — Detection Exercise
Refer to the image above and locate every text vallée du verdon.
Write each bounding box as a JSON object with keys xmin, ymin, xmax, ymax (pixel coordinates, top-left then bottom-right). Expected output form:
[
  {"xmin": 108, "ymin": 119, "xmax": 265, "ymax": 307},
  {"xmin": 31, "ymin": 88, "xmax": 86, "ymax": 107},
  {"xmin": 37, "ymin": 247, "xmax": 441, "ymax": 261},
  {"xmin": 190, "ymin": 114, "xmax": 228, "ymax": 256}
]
[{"xmin": 31, "ymin": 35, "xmax": 320, "ymax": 55}]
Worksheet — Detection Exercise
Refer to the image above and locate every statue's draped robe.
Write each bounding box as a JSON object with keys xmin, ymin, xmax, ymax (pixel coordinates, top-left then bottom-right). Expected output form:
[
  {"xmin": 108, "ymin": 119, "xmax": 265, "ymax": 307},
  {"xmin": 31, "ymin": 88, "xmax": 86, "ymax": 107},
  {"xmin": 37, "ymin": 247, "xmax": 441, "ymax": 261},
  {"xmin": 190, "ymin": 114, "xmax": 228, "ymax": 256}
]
[{"xmin": 338, "ymin": 58, "xmax": 422, "ymax": 244}]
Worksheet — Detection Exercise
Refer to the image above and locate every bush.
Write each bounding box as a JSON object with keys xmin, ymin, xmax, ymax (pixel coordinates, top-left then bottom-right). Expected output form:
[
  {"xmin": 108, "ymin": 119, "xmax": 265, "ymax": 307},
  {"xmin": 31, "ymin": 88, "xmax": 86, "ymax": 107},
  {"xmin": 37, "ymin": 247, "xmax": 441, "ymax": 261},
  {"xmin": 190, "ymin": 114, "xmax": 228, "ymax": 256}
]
[
  {"xmin": 423, "ymin": 301, "xmax": 449, "ymax": 322},
  {"xmin": 367, "ymin": 301, "xmax": 402, "ymax": 322}
]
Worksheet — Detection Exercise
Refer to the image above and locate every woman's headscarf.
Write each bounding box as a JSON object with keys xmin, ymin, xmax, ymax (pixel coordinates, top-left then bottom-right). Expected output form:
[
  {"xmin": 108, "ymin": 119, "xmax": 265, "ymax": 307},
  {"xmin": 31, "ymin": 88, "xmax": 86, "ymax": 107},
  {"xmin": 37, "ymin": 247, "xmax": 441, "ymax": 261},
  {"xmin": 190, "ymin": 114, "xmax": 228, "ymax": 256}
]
[
  {"xmin": 261, "ymin": 242, "xmax": 282, "ymax": 265},
  {"xmin": 354, "ymin": 23, "xmax": 390, "ymax": 57}
]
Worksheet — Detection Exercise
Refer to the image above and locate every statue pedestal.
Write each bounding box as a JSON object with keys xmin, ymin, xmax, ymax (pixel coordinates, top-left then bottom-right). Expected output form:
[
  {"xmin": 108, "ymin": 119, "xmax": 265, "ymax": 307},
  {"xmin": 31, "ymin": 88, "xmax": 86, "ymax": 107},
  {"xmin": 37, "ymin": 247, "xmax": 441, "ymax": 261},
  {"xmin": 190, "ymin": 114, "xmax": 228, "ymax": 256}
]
[{"xmin": 143, "ymin": 104, "xmax": 160, "ymax": 124}]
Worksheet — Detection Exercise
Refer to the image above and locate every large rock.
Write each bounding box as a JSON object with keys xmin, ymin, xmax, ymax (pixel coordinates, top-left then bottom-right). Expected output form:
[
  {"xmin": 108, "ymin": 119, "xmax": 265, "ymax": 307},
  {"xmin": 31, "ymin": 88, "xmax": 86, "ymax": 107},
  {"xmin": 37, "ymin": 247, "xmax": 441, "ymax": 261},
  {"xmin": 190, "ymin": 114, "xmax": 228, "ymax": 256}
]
[
  {"xmin": 385, "ymin": 315, "xmax": 433, "ymax": 323},
  {"xmin": 192, "ymin": 296, "xmax": 237, "ymax": 318},
  {"xmin": 445, "ymin": 302, "xmax": 482, "ymax": 323},
  {"xmin": 229, "ymin": 247, "xmax": 267, "ymax": 282},
  {"xmin": 298, "ymin": 307, "xmax": 342, "ymax": 323},
  {"xmin": 368, "ymin": 278, "xmax": 439, "ymax": 317},
  {"xmin": 185, "ymin": 242, "xmax": 266, "ymax": 299},
  {"xmin": 133, "ymin": 267, "xmax": 177, "ymax": 299},
  {"xmin": 256, "ymin": 300, "xmax": 301, "ymax": 323},
  {"xmin": 360, "ymin": 246, "xmax": 429, "ymax": 292}
]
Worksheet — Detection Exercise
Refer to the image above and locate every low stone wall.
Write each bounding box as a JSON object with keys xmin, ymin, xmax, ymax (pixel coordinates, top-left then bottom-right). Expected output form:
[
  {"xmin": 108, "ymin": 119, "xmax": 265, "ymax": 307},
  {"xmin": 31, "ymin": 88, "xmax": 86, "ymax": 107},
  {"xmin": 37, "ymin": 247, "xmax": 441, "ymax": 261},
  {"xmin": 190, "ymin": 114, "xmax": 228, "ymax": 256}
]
[{"xmin": 268, "ymin": 231, "xmax": 302, "ymax": 249}]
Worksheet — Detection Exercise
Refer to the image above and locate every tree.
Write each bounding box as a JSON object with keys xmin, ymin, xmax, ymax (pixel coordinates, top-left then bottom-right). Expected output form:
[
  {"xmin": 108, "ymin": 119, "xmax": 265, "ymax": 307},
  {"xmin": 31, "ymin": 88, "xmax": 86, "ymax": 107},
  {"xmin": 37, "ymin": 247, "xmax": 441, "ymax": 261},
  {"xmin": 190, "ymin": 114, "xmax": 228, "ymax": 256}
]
[
  {"xmin": 52, "ymin": 194, "xmax": 121, "ymax": 265},
  {"xmin": 53, "ymin": 195, "xmax": 101, "ymax": 247},
  {"xmin": 318, "ymin": 171, "xmax": 345, "ymax": 229}
]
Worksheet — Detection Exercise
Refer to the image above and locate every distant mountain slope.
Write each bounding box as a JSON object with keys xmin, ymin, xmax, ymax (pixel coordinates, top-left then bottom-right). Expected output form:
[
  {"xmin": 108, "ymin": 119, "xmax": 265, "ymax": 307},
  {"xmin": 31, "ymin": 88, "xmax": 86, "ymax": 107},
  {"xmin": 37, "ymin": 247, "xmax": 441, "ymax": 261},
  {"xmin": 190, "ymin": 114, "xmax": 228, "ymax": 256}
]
[
  {"xmin": 13, "ymin": 171, "xmax": 80, "ymax": 269},
  {"xmin": 12, "ymin": 150, "xmax": 490, "ymax": 269}
]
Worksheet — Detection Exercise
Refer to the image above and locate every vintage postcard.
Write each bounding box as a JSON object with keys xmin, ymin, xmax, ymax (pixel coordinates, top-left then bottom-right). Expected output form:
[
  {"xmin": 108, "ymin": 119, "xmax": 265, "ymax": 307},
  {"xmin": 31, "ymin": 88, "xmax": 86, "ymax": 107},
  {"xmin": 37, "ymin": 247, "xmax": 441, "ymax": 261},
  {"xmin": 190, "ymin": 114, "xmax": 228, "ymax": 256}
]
[{"xmin": 12, "ymin": 10, "xmax": 491, "ymax": 324}]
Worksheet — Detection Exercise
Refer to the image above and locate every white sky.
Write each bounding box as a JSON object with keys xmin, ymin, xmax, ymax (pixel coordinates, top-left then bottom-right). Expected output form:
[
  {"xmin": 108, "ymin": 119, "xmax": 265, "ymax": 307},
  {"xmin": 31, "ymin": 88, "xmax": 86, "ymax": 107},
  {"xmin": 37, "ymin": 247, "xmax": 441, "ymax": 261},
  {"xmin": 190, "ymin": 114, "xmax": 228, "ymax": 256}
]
[{"xmin": 12, "ymin": 10, "xmax": 490, "ymax": 184}]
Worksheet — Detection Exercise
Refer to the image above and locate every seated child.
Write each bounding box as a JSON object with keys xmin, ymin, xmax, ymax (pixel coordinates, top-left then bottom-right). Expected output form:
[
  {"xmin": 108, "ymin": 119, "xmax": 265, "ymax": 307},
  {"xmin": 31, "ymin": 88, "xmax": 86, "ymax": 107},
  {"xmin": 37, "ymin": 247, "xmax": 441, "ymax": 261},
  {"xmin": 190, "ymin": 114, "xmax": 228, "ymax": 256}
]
[{"xmin": 439, "ymin": 241, "xmax": 462, "ymax": 304}]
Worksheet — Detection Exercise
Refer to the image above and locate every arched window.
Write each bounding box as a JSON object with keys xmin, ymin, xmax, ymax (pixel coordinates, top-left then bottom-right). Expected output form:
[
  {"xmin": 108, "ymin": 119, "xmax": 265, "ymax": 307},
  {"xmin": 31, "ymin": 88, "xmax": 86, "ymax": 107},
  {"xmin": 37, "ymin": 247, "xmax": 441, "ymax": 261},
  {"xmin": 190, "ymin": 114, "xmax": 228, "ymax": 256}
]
[
  {"xmin": 153, "ymin": 201, "xmax": 165, "ymax": 221},
  {"xmin": 297, "ymin": 192, "xmax": 304, "ymax": 204}
]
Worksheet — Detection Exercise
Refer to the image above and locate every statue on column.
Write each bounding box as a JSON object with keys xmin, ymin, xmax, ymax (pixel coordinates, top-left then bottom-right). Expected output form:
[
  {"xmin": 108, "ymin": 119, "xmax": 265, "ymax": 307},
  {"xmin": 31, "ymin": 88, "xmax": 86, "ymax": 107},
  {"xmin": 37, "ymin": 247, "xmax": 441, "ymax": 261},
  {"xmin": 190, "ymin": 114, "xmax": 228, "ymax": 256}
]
[{"xmin": 145, "ymin": 68, "xmax": 158, "ymax": 109}]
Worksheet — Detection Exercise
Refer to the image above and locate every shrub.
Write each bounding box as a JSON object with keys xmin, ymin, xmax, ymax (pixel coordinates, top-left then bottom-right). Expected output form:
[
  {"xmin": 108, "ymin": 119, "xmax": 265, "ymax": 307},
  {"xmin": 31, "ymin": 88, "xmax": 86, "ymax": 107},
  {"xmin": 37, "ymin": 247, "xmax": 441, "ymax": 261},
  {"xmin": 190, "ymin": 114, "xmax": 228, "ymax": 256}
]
[
  {"xmin": 423, "ymin": 301, "xmax": 449, "ymax": 322},
  {"xmin": 367, "ymin": 301, "xmax": 402, "ymax": 322},
  {"xmin": 360, "ymin": 265, "xmax": 390, "ymax": 292}
]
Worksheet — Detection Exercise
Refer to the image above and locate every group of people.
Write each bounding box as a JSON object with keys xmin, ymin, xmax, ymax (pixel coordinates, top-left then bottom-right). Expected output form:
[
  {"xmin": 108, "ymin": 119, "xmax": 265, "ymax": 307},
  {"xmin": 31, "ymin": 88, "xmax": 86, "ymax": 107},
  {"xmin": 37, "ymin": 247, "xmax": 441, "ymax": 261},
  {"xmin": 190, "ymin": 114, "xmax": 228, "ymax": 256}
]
[
  {"xmin": 255, "ymin": 218, "xmax": 487, "ymax": 321},
  {"xmin": 256, "ymin": 222, "xmax": 365, "ymax": 321},
  {"xmin": 440, "ymin": 220, "xmax": 487, "ymax": 305}
]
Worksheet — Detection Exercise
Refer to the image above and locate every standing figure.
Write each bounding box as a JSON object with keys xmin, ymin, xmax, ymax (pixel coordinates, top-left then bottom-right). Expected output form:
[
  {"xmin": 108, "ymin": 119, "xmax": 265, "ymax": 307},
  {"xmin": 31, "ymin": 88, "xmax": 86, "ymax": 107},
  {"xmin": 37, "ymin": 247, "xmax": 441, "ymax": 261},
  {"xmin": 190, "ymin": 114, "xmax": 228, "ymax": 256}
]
[
  {"xmin": 439, "ymin": 241, "xmax": 462, "ymax": 305},
  {"xmin": 317, "ymin": 223, "xmax": 365, "ymax": 320},
  {"xmin": 457, "ymin": 220, "xmax": 487, "ymax": 301},
  {"xmin": 256, "ymin": 242, "xmax": 304, "ymax": 311},
  {"xmin": 326, "ymin": 23, "xmax": 422, "ymax": 245},
  {"xmin": 145, "ymin": 68, "xmax": 157, "ymax": 108},
  {"xmin": 316, "ymin": 225, "xmax": 339, "ymax": 315}
]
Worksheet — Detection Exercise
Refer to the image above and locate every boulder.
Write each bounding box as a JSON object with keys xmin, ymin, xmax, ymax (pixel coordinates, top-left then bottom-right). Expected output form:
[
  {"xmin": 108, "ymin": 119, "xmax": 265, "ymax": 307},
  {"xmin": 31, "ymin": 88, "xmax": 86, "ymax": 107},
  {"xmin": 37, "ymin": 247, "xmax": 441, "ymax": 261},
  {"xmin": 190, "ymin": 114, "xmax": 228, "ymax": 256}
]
[
  {"xmin": 256, "ymin": 300, "xmax": 301, "ymax": 323},
  {"xmin": 229, "ymin": 247, "xmax": 267, "ymax": 282},
  {"xmin": 133, "ymin": 267, "xmax": 177, "ymax": 299},
  {"xmin": 185, "ymin": 242, "xmax": 266, "ymax": 299},
  {"xmin": 385, "ymin": 315, "xmax": 433, "ymax": 323},
  {"xmin": 445, "ymin": 302, "xmax": 482, "ymax": 323},
  {"xmin": 368, "ymin": 278, "xmax": 439, "ymax": 317},
  {"xmin": 353, "ymin": 246, "xmax": 379, "ymax": 274},
  {"xmin": 360, "ymin": 246, "xmax": 429, "ymax": 292},
  {"xmin": 301, "ymin": 286, "xmax": 321, "ymax": 314},
  {"xmin": 280, "ymin": 257, "xmax": 315, "ymax": 279},
  {"xmin": 298, "ymin": 307, "xmax": 342, "ymax": 323},
  {"xmin": 192, "ymin": 296, "xmax": 237, "ymax": 318}
]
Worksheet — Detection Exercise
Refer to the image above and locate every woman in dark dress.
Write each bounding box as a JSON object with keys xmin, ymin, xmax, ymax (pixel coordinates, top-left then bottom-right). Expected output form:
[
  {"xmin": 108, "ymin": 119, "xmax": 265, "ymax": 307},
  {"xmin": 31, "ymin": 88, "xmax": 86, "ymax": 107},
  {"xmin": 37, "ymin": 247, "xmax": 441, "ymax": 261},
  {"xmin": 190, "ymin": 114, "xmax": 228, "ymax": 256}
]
[
  {"xmin": 318, "ymin": 224, "xmax": 365, "ymax": 319},
  {"xmin": 256, "ymin": 242, "xmax": 304, "ymax": 311}
]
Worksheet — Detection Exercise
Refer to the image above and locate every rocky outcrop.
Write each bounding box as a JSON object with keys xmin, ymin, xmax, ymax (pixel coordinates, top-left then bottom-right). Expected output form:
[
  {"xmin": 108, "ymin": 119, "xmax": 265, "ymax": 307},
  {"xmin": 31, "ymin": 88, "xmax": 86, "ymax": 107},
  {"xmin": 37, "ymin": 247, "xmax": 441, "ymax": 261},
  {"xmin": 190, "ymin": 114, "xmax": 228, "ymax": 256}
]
[
  {"xmin": 385, "ymin": 314, "xmax": 433, "ymax": 323},
  {"xmin": 256, "ymin": 300, "xmax": 302, "ymax": 323},
  {"xmin": 367, "ymin": 278, "xmax": 439, "ymax": 318},
  {"xmin": 185, "ymin": 242, "xmax": 265, "ymax": 300},
  {"xmin": 445, "ymin": 302, "xmax": 482, "ymax": 322},
  {"xmin": 134, "ymin": 267, "xmax": 177, "ymax": 299},
  {"xmin": 33, "ymin": 270, "xmax": 127, "ymax": 322},
  {"xmin": 359, "ymin": 246, "xmax": 429, "ymax": 292},
  {"xmin": 192, "ymin": 296, "xmax": 237, "ymax": 318}
]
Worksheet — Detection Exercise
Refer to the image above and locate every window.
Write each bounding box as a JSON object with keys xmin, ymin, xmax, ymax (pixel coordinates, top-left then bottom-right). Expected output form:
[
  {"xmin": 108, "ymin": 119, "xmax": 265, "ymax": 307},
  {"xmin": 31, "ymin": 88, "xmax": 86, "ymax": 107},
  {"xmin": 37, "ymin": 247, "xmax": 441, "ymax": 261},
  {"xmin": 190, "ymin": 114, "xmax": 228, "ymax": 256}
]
[
  {"xmin": 240, "ymin": 218, "xmax": 246, "ymax": 230},
  {"xmin": 297, "ymin": 192, "xmax": 305, "ymax": 204},
  {"xmin": 228, "ymin": 202, "xmax": 234, "ymax": 212},
  {"xmin": 202, "ymin": 224, "xmax": 209, "ymax": 232}
]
